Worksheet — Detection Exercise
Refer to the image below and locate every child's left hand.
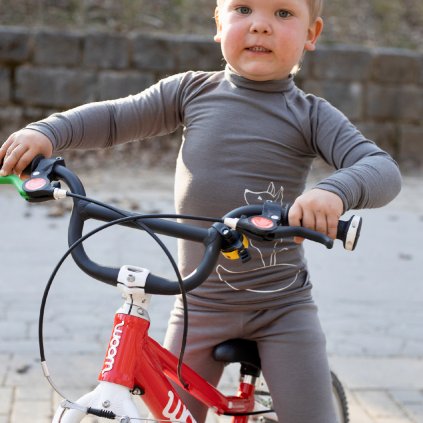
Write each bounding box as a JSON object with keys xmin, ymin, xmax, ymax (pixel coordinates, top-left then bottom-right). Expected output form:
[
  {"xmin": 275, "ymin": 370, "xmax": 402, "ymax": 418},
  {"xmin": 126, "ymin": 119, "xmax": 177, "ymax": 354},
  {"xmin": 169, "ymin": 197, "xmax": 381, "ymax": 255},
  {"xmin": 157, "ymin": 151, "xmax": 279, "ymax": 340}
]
[{"xmin": 288, "ymin": 189, "xmax": 344, "ymax": 243}]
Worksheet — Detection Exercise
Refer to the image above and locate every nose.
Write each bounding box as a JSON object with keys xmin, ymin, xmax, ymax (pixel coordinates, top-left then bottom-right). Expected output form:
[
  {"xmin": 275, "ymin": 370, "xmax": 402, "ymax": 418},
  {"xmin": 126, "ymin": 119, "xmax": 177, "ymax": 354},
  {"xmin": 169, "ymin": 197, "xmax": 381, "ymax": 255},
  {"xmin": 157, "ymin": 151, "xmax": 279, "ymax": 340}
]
[{"xmin": 250, "ymin": 16, "xmax": 272, "ymax": 34}]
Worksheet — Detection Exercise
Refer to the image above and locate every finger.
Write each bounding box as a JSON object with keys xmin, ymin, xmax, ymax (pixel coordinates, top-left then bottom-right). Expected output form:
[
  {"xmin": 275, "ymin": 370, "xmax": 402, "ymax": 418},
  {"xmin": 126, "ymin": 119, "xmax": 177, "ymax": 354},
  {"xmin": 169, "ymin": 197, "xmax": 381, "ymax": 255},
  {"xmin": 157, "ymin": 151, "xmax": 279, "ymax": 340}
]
[
  {"xmin": 288, "ymin": 203, "xmax": 305, "ymax": 244},
  {"xmin": 0, "ymin": 137, "xmax": 15, "ymax": 168},
  {"xmin": 314, "ymin": 211, "xmax": 328, "ymax": 237},
  {"xmin": 288, "ymin": 202, "xmax": 303, "ymax": 227},
  {"xmin": 15, "ymin": 149, "xmax": 36, "ymax": 177},
  {"xmin": 295, "ymin": 208, "xmax": 316, "ymax": 244},
  {"xmin": 300, "ymin": 208, "xmax": 316, "ymax": 231},
  {"xmin": 0, "ymin": 134, "xmax": 15, "ymax": 153},
  {"xmin": 2, "ymin": 143, "xmax": 28, "ymax": 175},
  {"xmin": 327, "ymin": 214, "xmax": 339, "ymax": 240},
  {"xmin": 293, "ymin": 236, "xmax": 304, "ymax": 244}
]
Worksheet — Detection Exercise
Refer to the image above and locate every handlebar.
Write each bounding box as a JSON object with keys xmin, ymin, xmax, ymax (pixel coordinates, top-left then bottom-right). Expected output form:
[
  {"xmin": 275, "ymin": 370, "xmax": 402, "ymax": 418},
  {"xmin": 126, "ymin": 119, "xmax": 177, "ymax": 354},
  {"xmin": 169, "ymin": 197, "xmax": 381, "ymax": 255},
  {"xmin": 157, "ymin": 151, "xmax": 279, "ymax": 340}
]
[{"xmin": 1, "ymin": 157, "xmax": 362, "ymax": 295}]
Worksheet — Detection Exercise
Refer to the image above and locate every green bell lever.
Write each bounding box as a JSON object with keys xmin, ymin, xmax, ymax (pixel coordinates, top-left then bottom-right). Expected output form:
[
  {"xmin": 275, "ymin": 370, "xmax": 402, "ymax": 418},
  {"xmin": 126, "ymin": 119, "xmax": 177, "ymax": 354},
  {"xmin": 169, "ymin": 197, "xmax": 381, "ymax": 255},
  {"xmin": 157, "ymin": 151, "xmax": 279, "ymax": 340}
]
[{"xmin": 0, "ymin": 174, "xmax": 30, "ymax": 200}]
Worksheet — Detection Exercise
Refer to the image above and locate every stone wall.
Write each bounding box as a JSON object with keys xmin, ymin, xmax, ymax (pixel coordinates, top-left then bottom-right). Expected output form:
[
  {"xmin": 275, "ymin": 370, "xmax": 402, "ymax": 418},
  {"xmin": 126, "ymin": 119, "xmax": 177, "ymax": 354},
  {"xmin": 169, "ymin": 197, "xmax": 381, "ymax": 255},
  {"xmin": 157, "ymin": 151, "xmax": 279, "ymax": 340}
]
[{"xmin": 1, "ymin": 26, "xmax": 422, "ymax": 169}]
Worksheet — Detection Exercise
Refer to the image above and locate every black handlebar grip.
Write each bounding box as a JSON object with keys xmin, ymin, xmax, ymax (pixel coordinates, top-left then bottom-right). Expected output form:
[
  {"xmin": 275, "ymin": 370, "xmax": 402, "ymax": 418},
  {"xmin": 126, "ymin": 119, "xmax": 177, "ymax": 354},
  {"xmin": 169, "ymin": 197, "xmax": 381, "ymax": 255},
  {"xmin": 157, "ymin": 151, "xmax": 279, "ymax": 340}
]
[{"xmin": 279, "ymin": 203, "xmax": 361, "ymax": 251}]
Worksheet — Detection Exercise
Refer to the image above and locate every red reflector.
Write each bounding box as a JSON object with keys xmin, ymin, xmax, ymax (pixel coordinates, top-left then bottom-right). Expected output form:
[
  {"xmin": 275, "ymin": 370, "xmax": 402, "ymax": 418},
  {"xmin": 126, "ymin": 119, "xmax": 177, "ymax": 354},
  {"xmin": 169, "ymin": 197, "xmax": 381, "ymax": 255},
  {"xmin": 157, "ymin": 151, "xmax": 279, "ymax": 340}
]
[
  {"xmin": 24, "ymin": 178, "xmax": 47, "ymax": 191},
  {"xmin": 250, "ymin": 216, "xmax": 274, "ymax": 229}
]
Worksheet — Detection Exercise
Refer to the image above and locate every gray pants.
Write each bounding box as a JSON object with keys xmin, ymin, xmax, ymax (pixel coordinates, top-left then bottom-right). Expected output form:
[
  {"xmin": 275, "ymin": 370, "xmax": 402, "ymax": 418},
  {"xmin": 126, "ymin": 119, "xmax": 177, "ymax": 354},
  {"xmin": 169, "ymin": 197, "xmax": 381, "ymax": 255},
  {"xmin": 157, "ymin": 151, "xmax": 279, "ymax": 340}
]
[{"xmin": 163, "ymin": 298, "xmax": 337, "ymax": 423}]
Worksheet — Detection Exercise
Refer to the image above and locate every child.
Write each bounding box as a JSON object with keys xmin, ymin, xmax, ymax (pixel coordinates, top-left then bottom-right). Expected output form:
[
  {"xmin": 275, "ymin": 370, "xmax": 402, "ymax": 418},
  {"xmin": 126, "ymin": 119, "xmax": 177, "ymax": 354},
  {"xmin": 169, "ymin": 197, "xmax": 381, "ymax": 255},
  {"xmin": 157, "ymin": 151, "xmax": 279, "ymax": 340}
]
[{"xmin": 0, "ymin": 0, "xmax": 401, "ymax": 421}]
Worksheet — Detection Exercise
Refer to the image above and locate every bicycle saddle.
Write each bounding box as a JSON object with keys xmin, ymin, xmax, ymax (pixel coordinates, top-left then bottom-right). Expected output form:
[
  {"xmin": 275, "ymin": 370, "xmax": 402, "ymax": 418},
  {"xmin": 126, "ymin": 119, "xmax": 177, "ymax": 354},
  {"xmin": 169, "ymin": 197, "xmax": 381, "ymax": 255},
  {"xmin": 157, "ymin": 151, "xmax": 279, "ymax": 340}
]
[{"xmin": 213, "ymin": 338, "xmax": 261, "ymax": 377}]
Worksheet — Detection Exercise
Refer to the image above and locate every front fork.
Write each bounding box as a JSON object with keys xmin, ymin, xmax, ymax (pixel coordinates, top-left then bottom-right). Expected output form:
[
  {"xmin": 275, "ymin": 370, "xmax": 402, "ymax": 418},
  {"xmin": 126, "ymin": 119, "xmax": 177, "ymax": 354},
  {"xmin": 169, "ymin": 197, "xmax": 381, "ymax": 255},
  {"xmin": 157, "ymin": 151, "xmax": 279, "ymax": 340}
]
[
  {"xmin": 52, "ymin": 312, "xmax": 149, "ymax": 422},
  {"xmin": 52, "ymin": 381, "xmax": 140, "ymax": 422},
  {"xmin": 52, "ymin": 266, "xmax": 154, "ymax": 422}
]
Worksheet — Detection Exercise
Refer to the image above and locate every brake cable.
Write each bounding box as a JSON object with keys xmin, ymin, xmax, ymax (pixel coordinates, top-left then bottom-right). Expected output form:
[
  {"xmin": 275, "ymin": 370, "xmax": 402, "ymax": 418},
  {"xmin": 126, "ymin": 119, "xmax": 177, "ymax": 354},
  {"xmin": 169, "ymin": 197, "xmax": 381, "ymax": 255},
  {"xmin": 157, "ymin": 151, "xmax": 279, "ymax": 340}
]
[{"xmin": 39, "ymin": 191, "xmax": 223, "ymax": 396}]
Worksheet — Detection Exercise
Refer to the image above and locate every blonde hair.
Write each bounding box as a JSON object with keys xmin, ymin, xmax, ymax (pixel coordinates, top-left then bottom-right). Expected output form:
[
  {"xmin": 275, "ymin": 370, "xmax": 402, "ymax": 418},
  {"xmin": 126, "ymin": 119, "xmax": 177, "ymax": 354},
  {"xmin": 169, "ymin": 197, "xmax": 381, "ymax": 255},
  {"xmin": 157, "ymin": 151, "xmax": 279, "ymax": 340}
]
[
  {"xmin": 307, "ymin": 0, "xmax": 324, "ymax": 21},
  {"xmin": 216, "ymin": 0, "xmax": 324, "ymax": 22}
]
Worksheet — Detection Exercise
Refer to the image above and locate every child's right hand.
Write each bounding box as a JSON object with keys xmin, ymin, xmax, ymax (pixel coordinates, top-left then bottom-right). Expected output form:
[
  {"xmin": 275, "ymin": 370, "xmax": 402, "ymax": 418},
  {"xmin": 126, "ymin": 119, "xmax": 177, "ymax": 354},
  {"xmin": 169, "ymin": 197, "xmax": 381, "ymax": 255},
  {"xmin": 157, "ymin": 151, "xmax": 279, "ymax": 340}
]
[{"xmin": 0, "ymin": 129, "xmax": 53, "ymax": 177}]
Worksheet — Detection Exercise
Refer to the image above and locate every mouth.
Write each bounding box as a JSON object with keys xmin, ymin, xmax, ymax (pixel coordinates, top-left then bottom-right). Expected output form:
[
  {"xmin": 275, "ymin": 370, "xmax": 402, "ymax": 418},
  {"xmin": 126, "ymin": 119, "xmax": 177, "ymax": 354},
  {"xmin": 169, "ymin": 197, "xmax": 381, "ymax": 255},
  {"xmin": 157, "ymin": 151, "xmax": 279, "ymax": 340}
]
[{"xmin": 246, "ymin": 46, "xmax": 272, "ymax": 53}]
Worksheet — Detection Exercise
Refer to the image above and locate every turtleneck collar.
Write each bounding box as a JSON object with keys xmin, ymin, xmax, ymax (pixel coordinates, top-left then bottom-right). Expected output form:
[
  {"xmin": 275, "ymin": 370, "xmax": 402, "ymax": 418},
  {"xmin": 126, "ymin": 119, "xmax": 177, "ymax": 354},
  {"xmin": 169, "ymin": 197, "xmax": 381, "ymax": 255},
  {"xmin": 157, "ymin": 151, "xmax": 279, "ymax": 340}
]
[{"xmin": 224, "ymin": 65, "xmax": 295, "ymax": 93}]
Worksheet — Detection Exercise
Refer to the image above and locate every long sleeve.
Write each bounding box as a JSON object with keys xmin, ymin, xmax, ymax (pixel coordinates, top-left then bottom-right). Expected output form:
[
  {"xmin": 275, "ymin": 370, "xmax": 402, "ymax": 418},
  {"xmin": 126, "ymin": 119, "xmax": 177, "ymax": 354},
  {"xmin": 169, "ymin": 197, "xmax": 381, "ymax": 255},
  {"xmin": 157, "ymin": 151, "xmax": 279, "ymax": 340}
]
[
  {"xmin": 307, "ymin": 98, "xmax": 402, "ymax": 211},
  {"xmin": 26, "ymin": 74, "xmax": 186, "ymax": 152},
  {"xmin": 315, "ymin": 152, "xmax": 401, "ymax": 210}
]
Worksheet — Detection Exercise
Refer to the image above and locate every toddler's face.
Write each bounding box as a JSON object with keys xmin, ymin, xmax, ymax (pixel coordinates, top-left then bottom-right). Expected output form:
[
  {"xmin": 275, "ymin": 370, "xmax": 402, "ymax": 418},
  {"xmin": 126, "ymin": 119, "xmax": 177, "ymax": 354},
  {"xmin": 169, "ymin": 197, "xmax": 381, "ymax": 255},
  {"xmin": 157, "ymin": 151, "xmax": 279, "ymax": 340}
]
[{"xmin": 215, "ymin": 0, "xmax": 323, "ymax": 81}]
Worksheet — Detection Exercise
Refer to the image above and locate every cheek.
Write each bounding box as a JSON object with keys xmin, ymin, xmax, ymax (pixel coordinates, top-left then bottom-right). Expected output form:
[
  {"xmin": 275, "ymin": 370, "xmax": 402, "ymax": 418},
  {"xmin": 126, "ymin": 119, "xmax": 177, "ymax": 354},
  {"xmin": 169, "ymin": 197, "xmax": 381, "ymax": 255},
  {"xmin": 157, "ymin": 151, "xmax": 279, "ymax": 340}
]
[
  {"xmin": 293, "ymin": 40, "xmax": 306, "ymax": 56},
  {"xmin": 280, "ymin": 28, "xmax": 307, "ymax": 55},
  {"xmin": 221, "ymin": 29, "xmax": 242, "ymax": 56}
]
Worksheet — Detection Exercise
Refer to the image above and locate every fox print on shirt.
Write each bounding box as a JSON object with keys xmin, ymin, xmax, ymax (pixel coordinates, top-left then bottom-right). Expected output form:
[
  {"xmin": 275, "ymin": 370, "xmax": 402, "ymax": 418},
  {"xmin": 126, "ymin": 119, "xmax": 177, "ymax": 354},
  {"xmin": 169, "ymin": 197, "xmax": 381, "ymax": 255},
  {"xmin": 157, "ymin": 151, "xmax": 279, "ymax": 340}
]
[{"xmin": 216, "ymin": 182, "xmax": 301, "ymax": 293}]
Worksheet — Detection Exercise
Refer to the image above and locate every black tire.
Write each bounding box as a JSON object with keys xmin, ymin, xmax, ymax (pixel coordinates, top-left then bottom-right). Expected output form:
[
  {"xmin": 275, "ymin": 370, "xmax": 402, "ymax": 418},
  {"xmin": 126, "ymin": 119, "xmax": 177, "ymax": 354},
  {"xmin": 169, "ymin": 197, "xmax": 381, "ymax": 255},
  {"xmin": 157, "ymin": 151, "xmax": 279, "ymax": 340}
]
[
  {"xmin": 331, "ymin": 371, "xmax": 349, "ymax": 423},
  {"xmin": 253, "ymin": 371, "xmax": 349, "ymax": 423}
]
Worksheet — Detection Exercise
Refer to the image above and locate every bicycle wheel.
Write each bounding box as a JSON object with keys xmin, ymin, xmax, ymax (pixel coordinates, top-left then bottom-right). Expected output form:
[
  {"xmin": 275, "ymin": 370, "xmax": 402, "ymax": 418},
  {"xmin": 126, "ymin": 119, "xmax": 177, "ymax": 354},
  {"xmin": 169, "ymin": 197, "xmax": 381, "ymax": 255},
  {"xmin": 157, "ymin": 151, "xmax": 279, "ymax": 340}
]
[
  {"xmin": 330, "ymin": 371, "xmax": 349, "ymax": 423},
  {"xmin": 253, "ymin": 371, "xmax": 349, "ymax": 423}
]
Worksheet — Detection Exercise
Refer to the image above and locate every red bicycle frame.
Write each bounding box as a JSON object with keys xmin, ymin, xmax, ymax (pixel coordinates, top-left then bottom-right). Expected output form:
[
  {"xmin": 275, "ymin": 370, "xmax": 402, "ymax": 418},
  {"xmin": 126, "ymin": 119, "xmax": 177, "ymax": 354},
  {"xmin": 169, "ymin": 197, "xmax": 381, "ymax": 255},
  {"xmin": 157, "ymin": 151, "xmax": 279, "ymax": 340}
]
[{"xmin": 97, "ymin": 308, "xmax": 255, "ymax": 423}]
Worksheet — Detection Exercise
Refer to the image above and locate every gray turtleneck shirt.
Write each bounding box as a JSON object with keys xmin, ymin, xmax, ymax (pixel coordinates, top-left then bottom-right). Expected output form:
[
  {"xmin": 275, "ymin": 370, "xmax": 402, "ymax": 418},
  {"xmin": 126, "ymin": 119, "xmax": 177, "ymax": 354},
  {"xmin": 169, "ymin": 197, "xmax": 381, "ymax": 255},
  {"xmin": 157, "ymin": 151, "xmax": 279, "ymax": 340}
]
[{"xmin": 27, "ymin": 67, "xmax": 401, "ymax": 309}]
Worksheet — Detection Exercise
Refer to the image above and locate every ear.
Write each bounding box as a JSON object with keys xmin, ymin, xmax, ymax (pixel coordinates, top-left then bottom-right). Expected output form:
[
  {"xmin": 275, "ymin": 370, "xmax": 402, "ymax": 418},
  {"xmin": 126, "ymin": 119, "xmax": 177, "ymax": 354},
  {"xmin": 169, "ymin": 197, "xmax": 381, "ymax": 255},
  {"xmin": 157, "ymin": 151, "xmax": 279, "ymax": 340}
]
[
  {"xmin": 304, "ymin": 17, "xmax": 323, "ymax": 52},
  {"xmin": 214, "ymin": 7, "xmax": 222, "ymax": 43},
  {"xmin": 267, "ymin": 182, "xmax": 275, "ymax": 196}
]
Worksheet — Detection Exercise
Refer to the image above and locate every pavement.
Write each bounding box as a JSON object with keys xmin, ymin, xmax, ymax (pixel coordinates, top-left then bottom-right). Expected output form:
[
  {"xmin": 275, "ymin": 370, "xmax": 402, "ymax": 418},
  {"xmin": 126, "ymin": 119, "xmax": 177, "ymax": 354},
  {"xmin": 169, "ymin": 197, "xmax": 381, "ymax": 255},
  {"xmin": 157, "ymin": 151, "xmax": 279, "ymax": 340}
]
[{"xmin": 0, "ymin": 166, "xmax": 422, "ymax": 423}]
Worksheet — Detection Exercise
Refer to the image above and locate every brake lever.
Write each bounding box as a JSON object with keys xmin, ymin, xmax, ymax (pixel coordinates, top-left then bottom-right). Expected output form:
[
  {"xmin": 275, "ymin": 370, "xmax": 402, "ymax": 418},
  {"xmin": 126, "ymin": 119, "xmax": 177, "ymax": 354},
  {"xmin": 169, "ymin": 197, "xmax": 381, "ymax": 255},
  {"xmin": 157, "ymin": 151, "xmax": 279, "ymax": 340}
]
[
  {"xmin": 0, "ymin": 155, "xmax": 60, "ymax": 201},
  {"xmin": 21, "ymin": 156, "xmax": 66, "ymax": 202},
  {"xmin": 272, "ymin": 226, "xmax": 334, "ymax": 249},
  {"xmin": 235, "ymin": 215, "xmax": 279, "ymax": 241},
  {"xmin": 232, "ymin": 217, "xmax": 334, "ymax": 249}
]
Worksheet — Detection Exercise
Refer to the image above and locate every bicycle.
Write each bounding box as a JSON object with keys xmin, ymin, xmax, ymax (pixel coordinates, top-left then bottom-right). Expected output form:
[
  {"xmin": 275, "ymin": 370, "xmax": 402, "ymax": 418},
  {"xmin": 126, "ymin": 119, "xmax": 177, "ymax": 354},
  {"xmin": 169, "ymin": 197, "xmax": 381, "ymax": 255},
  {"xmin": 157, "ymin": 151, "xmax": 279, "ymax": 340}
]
[{"xmin": 1, "ymin": 156, "xmax": 361, "ymax": 423}]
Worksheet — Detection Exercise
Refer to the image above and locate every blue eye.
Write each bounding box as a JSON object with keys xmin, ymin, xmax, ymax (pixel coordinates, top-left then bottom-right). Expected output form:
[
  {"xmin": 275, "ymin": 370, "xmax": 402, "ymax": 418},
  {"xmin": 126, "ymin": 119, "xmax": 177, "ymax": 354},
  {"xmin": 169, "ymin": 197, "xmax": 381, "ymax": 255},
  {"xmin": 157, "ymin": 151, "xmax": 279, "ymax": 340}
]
[
  {"xmin": 276, "ymin": 10, "xmax": 292, "ymax": 18},
  {"xmin": 236, "ymin": 6, "xmax": 252, "ymax": 15}
]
